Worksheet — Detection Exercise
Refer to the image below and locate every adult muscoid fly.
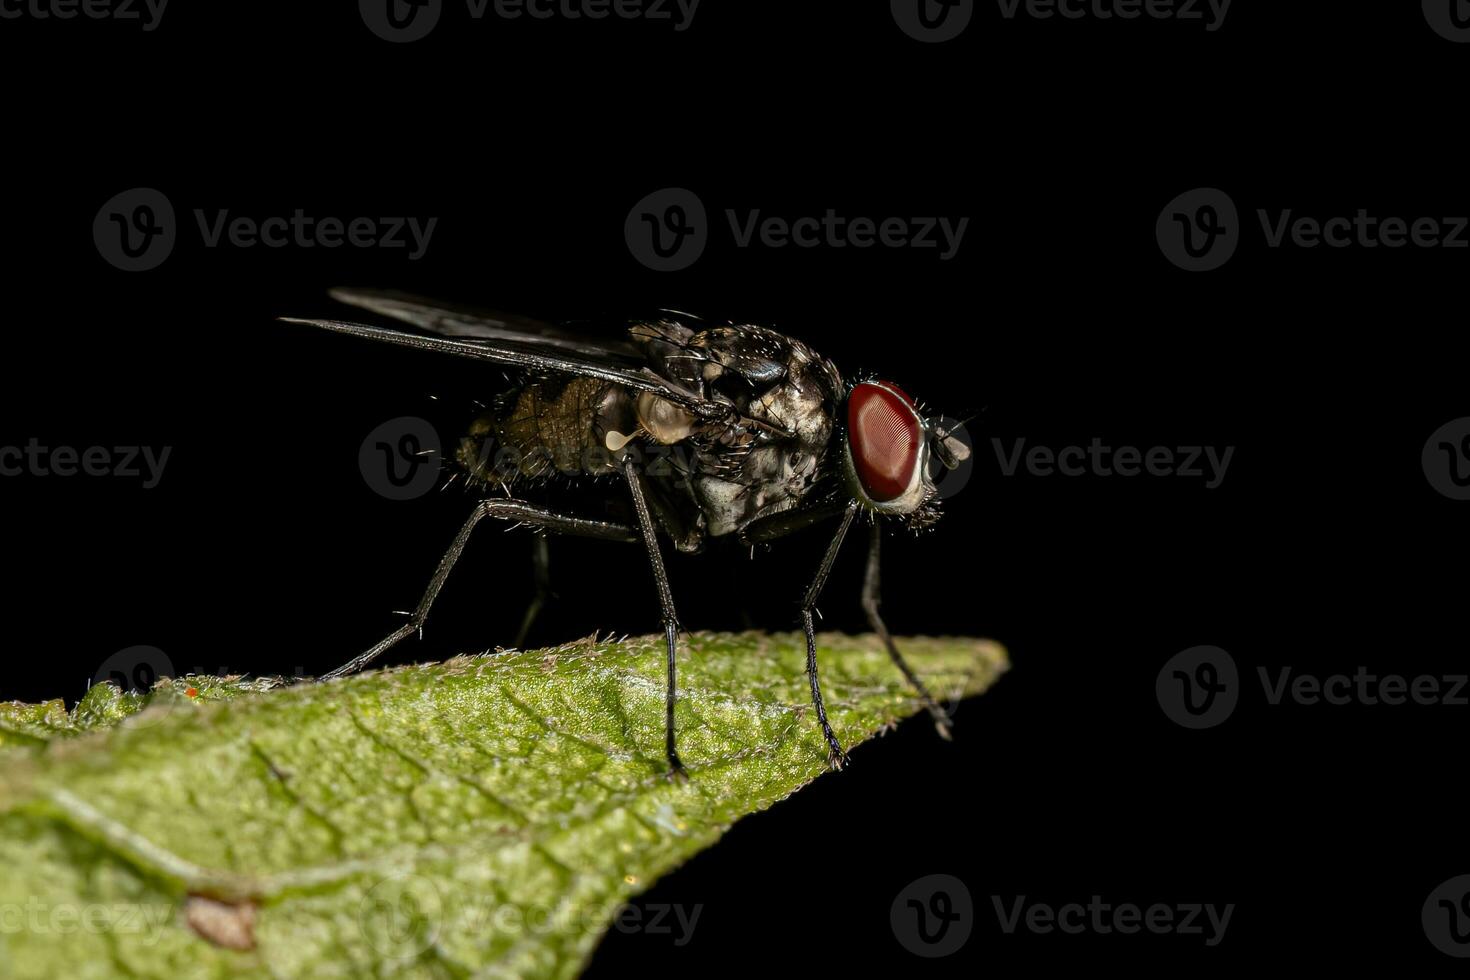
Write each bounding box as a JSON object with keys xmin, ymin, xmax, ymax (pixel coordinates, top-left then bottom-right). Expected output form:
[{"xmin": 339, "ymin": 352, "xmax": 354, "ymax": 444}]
[{"xmin": 284, "ymin": 289, "xmax": 972, "ymax": 779}]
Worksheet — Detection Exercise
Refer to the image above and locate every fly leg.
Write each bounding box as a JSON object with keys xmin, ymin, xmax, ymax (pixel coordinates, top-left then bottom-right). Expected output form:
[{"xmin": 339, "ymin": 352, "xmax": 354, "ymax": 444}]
[
  {"xmin": 620, "ymin": 457, "xmax": 689, "ymax": 781},
  {"xmin": 799, "ymin": 501, "xmax": 860, "ymax": 771},
  {"xmin": 512, "ymin": 535, "xmax": 552, "ymax": 649},
  {"xmin": 862, "ymin": 523, "xmax": 954, "ymax": 739},
  {"xmin": 320, "ymin": 500, "xmax": 635, "ymax": 681}
]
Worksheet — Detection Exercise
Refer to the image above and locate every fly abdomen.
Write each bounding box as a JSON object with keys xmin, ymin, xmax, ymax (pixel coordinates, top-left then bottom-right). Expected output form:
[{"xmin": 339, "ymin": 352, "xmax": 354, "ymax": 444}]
[{"xmin": 457, "ymin": 376, "xmax": 634, "ymax": 485}]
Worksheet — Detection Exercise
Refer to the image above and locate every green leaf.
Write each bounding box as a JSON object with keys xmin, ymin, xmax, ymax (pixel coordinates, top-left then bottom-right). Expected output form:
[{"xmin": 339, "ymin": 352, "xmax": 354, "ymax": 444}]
[{"xmin": 0, "ymin": 631, "xmax": 1006, "ymax": 979}]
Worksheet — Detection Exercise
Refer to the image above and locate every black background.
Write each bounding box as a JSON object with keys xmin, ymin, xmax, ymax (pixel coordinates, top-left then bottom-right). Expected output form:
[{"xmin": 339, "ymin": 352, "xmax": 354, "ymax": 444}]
[{"xmin": 1, "ymin": 0, "xmax": 1466, "ymax": 974}]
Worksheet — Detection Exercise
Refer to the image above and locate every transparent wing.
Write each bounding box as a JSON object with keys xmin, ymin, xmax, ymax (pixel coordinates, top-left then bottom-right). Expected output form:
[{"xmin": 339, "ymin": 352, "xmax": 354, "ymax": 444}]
[
  {"xmin": 327, "ymin": 288, "xmax": 641, "ymax": 359},
  {"xmin": 282, "ymin": 291, "xmax": 725, "ymax": 419}
]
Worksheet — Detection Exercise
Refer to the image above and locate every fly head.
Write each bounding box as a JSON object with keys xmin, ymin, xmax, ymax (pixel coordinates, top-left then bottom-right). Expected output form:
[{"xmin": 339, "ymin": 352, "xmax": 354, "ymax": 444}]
[{"xmin": 840, "ymin": 380, "xmax": 971, "ymax": 525}]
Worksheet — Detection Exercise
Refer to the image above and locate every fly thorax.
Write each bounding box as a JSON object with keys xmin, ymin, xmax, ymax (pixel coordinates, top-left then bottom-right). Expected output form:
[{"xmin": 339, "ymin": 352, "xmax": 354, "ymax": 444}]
[{"xmin": 692, "ymin": 477, "xmax": 748, "ymax": 538}]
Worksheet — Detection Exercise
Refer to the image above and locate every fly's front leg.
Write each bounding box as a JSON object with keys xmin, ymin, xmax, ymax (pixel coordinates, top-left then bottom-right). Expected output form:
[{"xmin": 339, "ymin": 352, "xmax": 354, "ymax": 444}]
[
  {"xmin": 863, "ymin": 523, "xmax": 954, "ymax": 739},
  {"xmin": 621, "ymin": 456, "xmax": 688, "ymax": 781},
  {"xmin": 320, "ymin": 499, "xmax": 635, "ymax": 681},
  {"xmin": 799, "ymin": 501, "xmax": 860, "ymax": 770}
]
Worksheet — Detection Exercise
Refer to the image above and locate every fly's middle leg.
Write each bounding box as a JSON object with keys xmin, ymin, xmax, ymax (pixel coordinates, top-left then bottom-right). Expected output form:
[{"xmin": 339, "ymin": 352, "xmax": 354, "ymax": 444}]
[{"xmin": 319, "ymin": 499, "xmax": 635, "ymax": 681}]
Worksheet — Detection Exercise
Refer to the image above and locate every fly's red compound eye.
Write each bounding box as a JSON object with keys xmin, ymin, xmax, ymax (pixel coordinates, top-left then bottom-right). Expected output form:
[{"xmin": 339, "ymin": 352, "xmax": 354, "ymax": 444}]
[{"xmin": 846, "ymin": 381, "xmax": 922, "ymax": 503}]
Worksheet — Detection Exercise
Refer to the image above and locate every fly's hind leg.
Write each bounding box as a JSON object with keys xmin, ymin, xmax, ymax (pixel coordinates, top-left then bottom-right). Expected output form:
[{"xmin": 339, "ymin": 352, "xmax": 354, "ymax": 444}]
[
  {"xmin": 513, "ymin": 534, "xmax": 552, "ymax": 649},
  {"xmin": 862, "ymin": 523, "xmax": 954, "ymax": 739},
  {"xmin": 320, "ymin": 499, "xmax": 636, "ymax": 681}
]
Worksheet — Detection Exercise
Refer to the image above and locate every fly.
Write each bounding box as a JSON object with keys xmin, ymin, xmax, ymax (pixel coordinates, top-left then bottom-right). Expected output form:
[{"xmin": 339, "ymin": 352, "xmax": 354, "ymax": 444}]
[{"xmin": 283, "ymin": 289, "xmax": 972, "ymax": 779}]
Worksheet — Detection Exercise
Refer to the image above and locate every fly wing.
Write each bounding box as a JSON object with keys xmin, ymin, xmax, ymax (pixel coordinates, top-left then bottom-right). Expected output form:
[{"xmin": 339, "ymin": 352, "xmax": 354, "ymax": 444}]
[
  {"xmin": 282, "ymin": 294, "xmax": 726, "ymax": 419},
  {"xmin": 326, "ymin": 288, "xmax": 642, "ymax": 359}
]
